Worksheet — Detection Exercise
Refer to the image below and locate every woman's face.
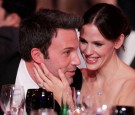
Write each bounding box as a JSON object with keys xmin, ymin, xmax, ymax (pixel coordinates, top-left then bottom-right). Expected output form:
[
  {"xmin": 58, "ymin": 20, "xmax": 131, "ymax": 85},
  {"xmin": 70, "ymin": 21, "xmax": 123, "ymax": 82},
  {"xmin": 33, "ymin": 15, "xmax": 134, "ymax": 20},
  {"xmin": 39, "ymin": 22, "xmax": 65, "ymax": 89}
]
[{"xmin": 79, "ymin": 24, "xmax": 116, "ymax": 71}]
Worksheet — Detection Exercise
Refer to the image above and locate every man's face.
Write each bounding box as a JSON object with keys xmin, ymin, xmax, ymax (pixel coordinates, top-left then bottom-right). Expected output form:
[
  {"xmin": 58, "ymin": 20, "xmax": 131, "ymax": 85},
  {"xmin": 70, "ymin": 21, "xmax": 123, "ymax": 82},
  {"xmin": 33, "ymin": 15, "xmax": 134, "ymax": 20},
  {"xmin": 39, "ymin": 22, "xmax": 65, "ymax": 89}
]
[
  {"xmin": 0, "ymin": 7, "xmax": 7, "ymax": 27},
  {"xmin": 0, "ymin": 6, "xmax": 5, "ymax": 27},
  {"xmin": 0, "ymin": 0, "xmax": 2, "ymax": 6},
  {"xmin": 44, "ymin": 29, "xmax": 80, "ymax": 84}
]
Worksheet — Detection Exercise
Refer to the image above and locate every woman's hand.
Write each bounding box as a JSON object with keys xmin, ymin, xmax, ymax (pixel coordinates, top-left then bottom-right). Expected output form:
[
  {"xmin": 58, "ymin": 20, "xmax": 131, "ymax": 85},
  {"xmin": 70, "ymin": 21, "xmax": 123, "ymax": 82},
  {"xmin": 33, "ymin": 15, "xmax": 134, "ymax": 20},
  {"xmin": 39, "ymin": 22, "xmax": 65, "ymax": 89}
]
[{"xmin": 33, "ymin": 63, "xmax": 73, "ymax": 107}]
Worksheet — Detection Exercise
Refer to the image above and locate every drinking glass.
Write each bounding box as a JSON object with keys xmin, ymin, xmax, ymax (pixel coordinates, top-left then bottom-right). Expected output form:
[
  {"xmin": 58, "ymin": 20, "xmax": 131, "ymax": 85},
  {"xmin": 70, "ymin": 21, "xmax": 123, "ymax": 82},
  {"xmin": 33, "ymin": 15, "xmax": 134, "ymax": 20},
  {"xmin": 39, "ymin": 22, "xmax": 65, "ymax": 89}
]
[
  {"xmin": 68, "ymin": 88, "xmax": 83, "ymax": 115},
  {"xmin": 81, "ymin": 95, "xmax": 95, "ymax": 115},
  {"xmin": 30, "ymin": 108, "xmax": 57, "ymax": 115},
  {"xmin": 0, "ymin": 84, "xmax": 25, "ymax": 115},
  {"xmin": 26, "ymin": 88, "xmax": 55, "ymax": 115}
]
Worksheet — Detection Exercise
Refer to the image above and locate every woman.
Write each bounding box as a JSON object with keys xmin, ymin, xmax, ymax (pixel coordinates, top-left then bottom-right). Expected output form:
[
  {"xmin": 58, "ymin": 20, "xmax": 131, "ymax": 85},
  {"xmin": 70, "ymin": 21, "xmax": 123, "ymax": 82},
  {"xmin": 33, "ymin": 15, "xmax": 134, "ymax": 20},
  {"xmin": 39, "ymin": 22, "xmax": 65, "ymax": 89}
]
[
  {"xmin": 79, "ymin": 3, "xmax": 135, "ymax": 109},
  {"xmin": 33, "ymin": 3, "xmax": 135, "ymax": 111}
]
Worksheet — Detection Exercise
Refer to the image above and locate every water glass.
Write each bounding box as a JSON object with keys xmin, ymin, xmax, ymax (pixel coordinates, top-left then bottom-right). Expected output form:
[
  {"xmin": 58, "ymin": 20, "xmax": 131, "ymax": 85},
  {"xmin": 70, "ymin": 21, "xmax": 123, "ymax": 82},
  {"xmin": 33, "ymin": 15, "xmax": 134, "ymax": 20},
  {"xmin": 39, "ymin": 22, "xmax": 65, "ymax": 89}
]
[
  {"xmin": 0, "ymin": 84, "xmax": 25, "ymax": 115},
  {"xmin": 30, "ymin": 108, "xmax": 57, "ymax": 115}
]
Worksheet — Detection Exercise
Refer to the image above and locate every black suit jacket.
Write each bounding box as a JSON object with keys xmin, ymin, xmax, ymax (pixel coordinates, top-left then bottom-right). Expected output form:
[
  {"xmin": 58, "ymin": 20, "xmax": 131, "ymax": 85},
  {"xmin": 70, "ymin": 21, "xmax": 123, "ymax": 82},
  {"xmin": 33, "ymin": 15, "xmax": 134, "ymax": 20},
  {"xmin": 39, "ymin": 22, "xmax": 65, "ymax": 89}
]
[
  {"xmin": 0, "ymin": 27, "xmax": 21, "ymax": 114},
  {"xmin": 131, "ymin": 57, "xmax": 135, "ymax": 69}
]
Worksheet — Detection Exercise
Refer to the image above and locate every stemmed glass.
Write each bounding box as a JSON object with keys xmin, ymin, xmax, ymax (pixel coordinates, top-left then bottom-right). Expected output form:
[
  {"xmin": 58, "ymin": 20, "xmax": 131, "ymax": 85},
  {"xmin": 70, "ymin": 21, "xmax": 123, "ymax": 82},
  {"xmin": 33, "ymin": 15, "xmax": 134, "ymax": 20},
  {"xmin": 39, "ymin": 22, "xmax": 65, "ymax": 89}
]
[
  {"xmin": 82, "ymin": 95, "xmax": 112, "ymax": 115},
  {"xmin": 81, "ymin": 95, "xmax": 95, "ymax": 114},
  {"xmin": 67, "ymin": 88, "xmax": 83, "ymax": 115},
  {"xmin": 0, "ymin": 84, "xmax": 25, "ymax": 115}
]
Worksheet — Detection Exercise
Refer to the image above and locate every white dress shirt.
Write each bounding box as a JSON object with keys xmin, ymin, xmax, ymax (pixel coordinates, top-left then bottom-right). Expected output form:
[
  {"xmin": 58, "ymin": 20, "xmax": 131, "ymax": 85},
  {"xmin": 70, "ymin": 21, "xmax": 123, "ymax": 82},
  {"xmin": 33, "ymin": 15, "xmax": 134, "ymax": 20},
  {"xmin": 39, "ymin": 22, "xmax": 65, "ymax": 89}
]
[
  {"xmin": 15, "ymin": 59, "xmax": 39, "ymax": 95},
  {"xmin": 15, "ymin": 59, "xmax": 40, "ymax": 115}
]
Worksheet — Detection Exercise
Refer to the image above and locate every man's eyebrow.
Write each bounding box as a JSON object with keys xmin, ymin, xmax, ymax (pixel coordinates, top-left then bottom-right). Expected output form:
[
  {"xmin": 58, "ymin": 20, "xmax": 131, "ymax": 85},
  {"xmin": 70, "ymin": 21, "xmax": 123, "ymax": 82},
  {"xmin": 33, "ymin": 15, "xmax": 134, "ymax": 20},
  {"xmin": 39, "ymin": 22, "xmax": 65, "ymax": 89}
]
[{"xmin": 63, "ymin": 47, "xmax": 74, "ymax": 50}]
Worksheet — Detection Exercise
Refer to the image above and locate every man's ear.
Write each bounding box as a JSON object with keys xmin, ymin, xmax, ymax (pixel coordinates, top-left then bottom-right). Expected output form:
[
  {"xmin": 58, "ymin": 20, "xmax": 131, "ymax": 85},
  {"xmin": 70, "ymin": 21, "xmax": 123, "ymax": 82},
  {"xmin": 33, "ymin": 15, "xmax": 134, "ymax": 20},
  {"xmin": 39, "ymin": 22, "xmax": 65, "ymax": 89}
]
[
  {"xmin": 114, "ymin": 34, "xmax": 125, "ymax": 49},
  {"xmin": 31, "ymin": 48, "xmax": 44, "ymax": 63},
  {"xmin": 6, "ymin": 13, "xmax": 20, "ymax": 27}
]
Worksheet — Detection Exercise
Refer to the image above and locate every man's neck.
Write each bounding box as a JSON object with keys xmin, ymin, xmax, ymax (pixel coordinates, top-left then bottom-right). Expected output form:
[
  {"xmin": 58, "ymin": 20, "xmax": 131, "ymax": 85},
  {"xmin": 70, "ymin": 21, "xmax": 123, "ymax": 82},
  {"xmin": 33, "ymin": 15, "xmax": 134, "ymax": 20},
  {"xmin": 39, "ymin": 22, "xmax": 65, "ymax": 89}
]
[{"xmin": 25, "ymin": 61, "xmax": 38, "ymax": 85}]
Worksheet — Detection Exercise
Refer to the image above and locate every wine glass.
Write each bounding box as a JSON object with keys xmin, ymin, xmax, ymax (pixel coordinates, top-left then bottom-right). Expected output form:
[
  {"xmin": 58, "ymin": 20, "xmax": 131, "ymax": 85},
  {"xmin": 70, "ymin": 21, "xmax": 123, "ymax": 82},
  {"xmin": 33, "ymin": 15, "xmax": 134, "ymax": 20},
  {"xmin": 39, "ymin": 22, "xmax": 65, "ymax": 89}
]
[
  {"xmin": 26, "ymin": 88, "xmax": 55, "ymax": 115},
  {"xmin": 82, "ymin": 95, "xmax": 112, "ymax": 115},
  {"xmin": 81, "ymin": 95, "xmax": 95, "ymax": 115},
  {"xmin": 0, "ymin": 84, "xmax": 25, "ymax": 115},
  {"xmin": 67, "ymin": 88, "xmax": 83, "ymax": 115},
  {"xmin": 11, "ymin": 85, "xmax": 25, "ymax": 115},
  {"xmin": 30, "ymin": 108, "xmax": 57, "ymax": 115}
]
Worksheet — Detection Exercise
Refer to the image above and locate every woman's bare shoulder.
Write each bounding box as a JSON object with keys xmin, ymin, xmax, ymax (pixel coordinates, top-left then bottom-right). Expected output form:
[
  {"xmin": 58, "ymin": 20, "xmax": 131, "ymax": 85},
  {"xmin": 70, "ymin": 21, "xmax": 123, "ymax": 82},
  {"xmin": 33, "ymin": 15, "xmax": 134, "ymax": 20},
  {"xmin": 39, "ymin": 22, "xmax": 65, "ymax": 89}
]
[
  {"xmin": 120, "ymin": 71, "xmax": 135, "ymax": 92},
  {"xmin": 119, "ymin": 64, "xmax": 135, "ymax": 80},
  {"xmin": 115, "ymin": 68, "xmax": 135, "ymax": 106},
  {"xmin": 117, "ymin": 78, "xmax": 135, "ymax": 106}
]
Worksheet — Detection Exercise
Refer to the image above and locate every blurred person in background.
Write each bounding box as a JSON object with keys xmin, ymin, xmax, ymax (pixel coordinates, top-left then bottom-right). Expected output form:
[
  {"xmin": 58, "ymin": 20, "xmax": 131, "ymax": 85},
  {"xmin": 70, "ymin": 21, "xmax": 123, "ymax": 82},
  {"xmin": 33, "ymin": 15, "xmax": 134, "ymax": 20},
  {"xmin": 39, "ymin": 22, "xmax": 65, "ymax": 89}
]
[
  {"xmin": 0, "ymin": 0, "xmax": 2, "ymax": 6},
  {"xmin": 0, "ymin": 0, "xmax": 37, "ymax": 114},
  {"xmin": 0, "ymin": 0, "xmax": 37, "ymax": 27}
]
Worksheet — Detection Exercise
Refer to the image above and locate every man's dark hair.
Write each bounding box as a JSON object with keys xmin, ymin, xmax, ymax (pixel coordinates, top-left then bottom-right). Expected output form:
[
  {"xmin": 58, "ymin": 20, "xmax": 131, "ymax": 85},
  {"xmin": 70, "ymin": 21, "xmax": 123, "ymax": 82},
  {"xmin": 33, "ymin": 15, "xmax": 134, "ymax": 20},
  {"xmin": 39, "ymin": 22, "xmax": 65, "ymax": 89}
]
[
  {"xmin": 2, "ymin": 0, "xmax": 37, "ymax": 20},
  {"xmin": 19, "ymin": 9, "xmax": 83, "ymax": 61}
]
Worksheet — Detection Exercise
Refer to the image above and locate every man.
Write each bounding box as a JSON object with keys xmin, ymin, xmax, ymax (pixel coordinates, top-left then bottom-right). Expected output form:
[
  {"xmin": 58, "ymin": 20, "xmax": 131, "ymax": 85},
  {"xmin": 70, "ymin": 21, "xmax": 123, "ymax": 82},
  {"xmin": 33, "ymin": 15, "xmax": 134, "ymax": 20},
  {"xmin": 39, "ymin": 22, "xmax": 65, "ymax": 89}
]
[
  {"xmin": 0, "ymin": 0, "xmax": 37, "ymax": 27},
  {"xmin": 15, "ymin": 9, "xmax": 83, "ymax": 114},
  {"xmin": 0, "ymin": 0, "xmax": 37, "ymax": 114}
]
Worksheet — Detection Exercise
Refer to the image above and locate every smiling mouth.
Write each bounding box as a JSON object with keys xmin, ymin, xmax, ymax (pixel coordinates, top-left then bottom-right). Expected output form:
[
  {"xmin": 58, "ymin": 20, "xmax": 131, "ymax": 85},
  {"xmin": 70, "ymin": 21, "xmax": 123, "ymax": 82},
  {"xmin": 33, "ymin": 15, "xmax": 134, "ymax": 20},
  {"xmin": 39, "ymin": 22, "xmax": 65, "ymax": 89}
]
[
  {"xmin": 88, "ymin": 57, "xmax": 97, "ymax": 61},
  {"xmin": 86, "ymin": 57, "xmax": 98, "ymax": 63}
]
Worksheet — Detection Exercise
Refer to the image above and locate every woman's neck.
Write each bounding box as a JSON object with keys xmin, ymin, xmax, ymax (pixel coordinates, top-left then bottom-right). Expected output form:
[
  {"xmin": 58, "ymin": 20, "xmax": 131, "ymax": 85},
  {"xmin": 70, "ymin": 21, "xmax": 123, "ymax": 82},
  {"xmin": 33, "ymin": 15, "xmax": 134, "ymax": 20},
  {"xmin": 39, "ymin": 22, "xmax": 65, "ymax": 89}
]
[{"xmin": 97, "ymin": 54, "xmax": 120, "ymax": 80}]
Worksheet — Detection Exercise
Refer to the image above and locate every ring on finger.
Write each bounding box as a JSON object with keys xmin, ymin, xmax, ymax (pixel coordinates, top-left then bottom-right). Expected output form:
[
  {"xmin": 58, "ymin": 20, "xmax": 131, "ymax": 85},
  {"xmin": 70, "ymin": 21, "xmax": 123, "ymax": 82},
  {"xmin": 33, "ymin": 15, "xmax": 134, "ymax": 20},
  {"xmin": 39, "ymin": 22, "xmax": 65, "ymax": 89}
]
[{"xmin": 39, "ymin": 81, "xmax": 45, "ymax": 87}]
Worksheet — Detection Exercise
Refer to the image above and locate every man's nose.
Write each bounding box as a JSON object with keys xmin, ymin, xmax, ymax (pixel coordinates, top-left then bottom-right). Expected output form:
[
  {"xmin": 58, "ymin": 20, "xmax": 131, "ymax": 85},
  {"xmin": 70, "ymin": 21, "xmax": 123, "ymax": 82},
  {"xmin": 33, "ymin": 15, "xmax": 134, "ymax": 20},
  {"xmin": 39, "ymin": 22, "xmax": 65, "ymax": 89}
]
[{"xmin": 72, "ymin": 52, "xmax": 81, "ymax": 66}]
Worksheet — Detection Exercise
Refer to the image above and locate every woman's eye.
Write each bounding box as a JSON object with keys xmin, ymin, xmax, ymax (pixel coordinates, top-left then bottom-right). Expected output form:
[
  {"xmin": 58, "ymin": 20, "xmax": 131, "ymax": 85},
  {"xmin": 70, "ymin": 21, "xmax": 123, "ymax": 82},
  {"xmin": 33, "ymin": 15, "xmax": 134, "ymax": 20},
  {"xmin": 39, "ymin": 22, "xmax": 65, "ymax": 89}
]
[
  {"xmin": 80, "ymin": 38, "xmax": 87, "ymax": 44},
  {"xmin": 94, "ymin": 42, "xmax": 103, "ymax": 46}
]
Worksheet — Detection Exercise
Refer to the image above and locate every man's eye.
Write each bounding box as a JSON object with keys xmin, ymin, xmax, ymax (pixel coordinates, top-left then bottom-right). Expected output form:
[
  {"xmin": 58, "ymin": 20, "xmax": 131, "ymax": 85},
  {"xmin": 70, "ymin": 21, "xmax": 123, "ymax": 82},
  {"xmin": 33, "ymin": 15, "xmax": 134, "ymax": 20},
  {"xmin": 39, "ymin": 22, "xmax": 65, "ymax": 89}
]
[
  {"xmin": 65, "ymin": 50, "xmax": 70, "ymax": 54},
  {"xmin": 63, "ymin": 50, "xmax": 71, "ymax": 56}
]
